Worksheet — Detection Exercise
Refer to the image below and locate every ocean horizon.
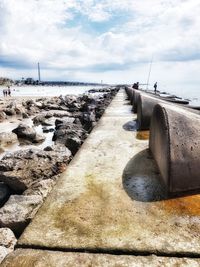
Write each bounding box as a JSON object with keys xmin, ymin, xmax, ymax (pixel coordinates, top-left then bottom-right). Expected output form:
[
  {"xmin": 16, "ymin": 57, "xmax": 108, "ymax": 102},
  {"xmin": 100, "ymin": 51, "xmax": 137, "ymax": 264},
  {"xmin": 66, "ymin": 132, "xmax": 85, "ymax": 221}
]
[{"xmin": 0, "ymin": 84, "xmax": 199, "ymax": 106}]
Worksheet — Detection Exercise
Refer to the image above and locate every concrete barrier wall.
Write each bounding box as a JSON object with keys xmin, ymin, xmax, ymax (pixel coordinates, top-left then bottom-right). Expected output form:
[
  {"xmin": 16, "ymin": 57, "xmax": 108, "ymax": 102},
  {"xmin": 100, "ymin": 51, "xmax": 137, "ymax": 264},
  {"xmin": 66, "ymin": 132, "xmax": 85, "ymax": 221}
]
[
  {"xmin": 132, "ymin": 90, "xmax": 141, "ymax": 113},
  {"xmin": 149, "ymin": 103, "xmax": 200, "ymax": 194},
  {"xmin": 136, "ymin": 93, "xmax": 192, "ymax": 130},
  {"xmin": 137, "ymin": 94, "xmax": 162, "ymax": 130},
  {"xmin": 125, "ymin": 87, "xmax": 133, "ymax": 102}
]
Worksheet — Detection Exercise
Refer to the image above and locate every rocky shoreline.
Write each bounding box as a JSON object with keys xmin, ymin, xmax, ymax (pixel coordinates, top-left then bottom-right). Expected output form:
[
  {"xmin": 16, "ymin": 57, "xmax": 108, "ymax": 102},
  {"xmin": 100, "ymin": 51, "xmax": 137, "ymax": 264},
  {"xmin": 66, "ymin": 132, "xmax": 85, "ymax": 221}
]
[{"xmin": 0, "ymin": 87, "xmax": 119, "ymax": 263}]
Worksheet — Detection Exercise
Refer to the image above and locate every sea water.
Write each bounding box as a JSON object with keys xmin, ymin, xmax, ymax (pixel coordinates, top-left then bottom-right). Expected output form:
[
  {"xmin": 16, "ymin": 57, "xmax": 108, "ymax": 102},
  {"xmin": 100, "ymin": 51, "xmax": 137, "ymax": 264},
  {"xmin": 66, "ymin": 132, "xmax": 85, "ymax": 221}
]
[
  {"xmin": 147, "ymin": 83, "xmax": 200, "ymax": 106},
  {"xmin": 0, "ymin": 85, "xmax": 104, "ymax": 98},
  {"xmin": 0, "ymin": 84, "xmax": 199, "ymax": 105}
]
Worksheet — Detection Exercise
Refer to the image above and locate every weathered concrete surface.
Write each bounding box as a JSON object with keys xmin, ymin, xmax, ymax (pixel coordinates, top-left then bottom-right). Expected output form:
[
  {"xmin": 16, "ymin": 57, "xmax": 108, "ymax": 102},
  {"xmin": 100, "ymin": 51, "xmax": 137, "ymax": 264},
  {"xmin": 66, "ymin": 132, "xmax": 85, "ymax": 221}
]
[
  {"xmin": 2, "ymin": 249, "xmax": 200, "ymax": 267},
  {"xmin": 132, "ymin": 90, "xmax": 141, "ymax": 113},
  {"xmin": 125, "ymin": 86, "xmax": 133, "ymax": 102},
  {"xmin": 137, "ymin": 94, "xmax": 161, "ymax": 130},
  {"xmin": 15, "ymin": 90, "xmax": 200, "ymax": 257},
  {"xmin": 150, "ymin": 103, "xmax": 200, "ymax": 194}
]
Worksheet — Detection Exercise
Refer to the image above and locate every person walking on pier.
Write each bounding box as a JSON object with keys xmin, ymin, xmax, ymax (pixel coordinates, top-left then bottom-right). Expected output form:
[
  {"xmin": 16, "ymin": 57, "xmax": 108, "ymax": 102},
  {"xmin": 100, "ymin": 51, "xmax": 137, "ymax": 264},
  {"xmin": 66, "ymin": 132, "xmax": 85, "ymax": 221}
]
[{"xmin": 154, "ymin": 82, "xmax": 157, "ymax": 94}]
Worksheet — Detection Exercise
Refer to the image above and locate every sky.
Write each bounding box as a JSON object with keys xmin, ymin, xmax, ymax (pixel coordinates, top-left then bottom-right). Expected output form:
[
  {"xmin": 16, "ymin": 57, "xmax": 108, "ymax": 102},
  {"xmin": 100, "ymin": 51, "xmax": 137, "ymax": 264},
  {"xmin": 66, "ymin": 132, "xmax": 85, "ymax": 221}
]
[{"xmin": 0, "ymin": 0, "xmax": 200, "ymax": 89}]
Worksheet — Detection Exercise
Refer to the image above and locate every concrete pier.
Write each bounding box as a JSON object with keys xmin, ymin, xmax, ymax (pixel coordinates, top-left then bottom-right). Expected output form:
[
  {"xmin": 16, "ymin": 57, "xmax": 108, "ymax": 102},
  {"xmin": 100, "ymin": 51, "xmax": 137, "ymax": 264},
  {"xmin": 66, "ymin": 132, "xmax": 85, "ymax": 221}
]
[
  {"xmin": 150, "ymin": 103, "xmax": 200, "ymax": 194},
  {"xmin": 2, "ymin": 90, "xmax": 200, "ymax": 266}
]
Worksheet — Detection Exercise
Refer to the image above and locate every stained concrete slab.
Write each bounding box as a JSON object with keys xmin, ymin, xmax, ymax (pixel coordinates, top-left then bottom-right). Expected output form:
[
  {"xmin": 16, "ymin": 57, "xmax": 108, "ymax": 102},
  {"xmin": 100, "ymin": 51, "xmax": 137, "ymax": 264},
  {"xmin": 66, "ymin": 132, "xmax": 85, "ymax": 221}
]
[
  {"xmin": 2, "ymin": 249, "xmax": 200, "ymax": 267},
  {"xmin": 16, "ymin": 90, "xmax": 200, "ymax": 256}
]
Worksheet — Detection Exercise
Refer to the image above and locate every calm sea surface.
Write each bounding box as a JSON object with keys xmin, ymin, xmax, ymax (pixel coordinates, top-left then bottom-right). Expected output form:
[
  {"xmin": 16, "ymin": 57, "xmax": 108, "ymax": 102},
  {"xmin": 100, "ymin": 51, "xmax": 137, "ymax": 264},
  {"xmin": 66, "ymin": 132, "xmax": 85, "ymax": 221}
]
[
  {"xmin": 0, "ymin": 85, "xmax": 105, "ymax": 98},
  {"xmin": 0, "ymin": 84, "xmax": 199, "ymax": 106},
  {"xmin": 146, "ymin": 83, "xmax": 200, "ymax": 106}
]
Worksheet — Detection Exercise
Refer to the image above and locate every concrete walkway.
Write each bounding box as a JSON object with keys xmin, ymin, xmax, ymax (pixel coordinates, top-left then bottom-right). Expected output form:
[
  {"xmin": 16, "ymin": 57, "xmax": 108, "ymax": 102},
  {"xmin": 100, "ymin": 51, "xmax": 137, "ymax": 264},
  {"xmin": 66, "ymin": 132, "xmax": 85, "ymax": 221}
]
[{"xmin": 2, "ymin": 90, "xmax": 200, "ymax": 266}]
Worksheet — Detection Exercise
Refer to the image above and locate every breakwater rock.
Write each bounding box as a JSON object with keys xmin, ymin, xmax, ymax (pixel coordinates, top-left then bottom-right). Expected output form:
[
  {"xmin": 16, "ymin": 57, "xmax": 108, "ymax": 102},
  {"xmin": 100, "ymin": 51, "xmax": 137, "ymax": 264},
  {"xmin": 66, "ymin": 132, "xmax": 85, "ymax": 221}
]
[{"xmin": 0, "ymin": 87, "xmax": 119, "ymax": 263}]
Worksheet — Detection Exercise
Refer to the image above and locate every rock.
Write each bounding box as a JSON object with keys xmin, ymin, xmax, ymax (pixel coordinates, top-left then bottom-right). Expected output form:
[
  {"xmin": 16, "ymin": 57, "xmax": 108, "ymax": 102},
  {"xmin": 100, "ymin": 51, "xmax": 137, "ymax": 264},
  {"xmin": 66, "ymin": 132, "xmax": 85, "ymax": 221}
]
[
  {"xmin": 3, "ymin": 108, "xmax": 16, "ymax": 116},
  {"xmin": 0, "ymin": 195, "xmax": 43, "ymax": 236},
  {"xmin": 0, "ymin": 228, "xmax": 17, "ymax": 264},
  {"xmin": 0, "ymin": 183, "xmax": 11, "ymax": 207},
  {"xmin": 53, "ymin": 124, "xmax": 88, "ymax": 155},
  {"xmin": 12, "ymin": 123, "xmax": 36, "ymax": 141},
  {"xmin": 33, "ymin": 115, "xmax": 53, "ymax": 126},
  {"xmin": 32, "ymin": 134, "xmax": 46, "ymax": 144},
  {"xmin": 43, "ymin": 146, "xmax": 53, "ymax": 151},
  {"xmin": 52, "ymin": 111, "xmax": 71, "ymax": 118},
  {"xmin": 80, "ymin": 111, "xmax": 96, "ymax": 132},
  {"xmin": 12, "ymin": 123, "xmax": 45, "ymax": 144},
  {"xmin": 0, "ymin": 111, "xmax": 7, "ymax": 122},
  {"xmin": 39, "ymin": 97, "xmax": 69, "ymax": 111},
  {"xmin": 25, "ymin": 99, "xmax": 35, "ymax": 106},
  {"xmin": 34, "ymin": 101, "xmax": 43, "ymax": 108},
  {"xmin": 22, "ymin": 112, "xmax": 29, "ymax": 119},
  {"xmin": 49, "ymin": 144, "xmax": 72, "ymax": 163},
  {"xmin": 0, "ymin": 133, "xmax": 18, "ymax": 147},
  {"xmin": 55, "ymin": 118, "xmax": 75, "ymax": 129},
  {"xmin": 65, "ymin": 135, "xmax": 82, "ymax": 155},
  {"xmin": 32, "ymin": 115, "xmax": 46, "ymax": 125},
  {"xmin": 73, "ymin": 118, "xmax": 82, "ymax": 125},
  {"xmin": 64, "ymin": 95, "xmax": 81, "ymax": 111},
  {"xmin": 0, "ymin": 148, "xmax": 71, "ymax": 192},
  {"xmin": 25, "ymin": 100, "xmax": 40, "ymax": 116},
  {"xmin": 0, "ymin": 246, "xmax": 7, "ymax": 265},
  {"xmin": 23, "ymin": 178, "xmax": 56, "ymax": 199},
  {"xmin": 9, "ymin": 102, "xmax": 26, "ymax": 115},
  {"xmin": 43, "ymin": 112, "xmax": 54, "ymax": 118}
]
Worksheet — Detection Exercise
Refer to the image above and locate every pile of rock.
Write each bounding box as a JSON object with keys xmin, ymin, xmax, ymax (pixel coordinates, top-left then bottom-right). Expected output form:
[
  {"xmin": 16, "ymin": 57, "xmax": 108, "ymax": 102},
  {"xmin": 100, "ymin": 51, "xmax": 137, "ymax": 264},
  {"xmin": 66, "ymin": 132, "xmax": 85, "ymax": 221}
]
[{"xmin": 0, "ymin": 87, "xmax": 119, "ymax": 262}]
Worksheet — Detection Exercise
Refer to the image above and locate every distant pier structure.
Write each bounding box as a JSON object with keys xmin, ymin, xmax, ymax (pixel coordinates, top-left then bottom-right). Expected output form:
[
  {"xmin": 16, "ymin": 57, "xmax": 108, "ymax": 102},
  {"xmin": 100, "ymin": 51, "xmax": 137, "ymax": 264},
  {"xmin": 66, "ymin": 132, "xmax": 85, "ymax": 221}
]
[{"xmin": 38, "ymin": 62, "xmax": 41, "ymax": 83}]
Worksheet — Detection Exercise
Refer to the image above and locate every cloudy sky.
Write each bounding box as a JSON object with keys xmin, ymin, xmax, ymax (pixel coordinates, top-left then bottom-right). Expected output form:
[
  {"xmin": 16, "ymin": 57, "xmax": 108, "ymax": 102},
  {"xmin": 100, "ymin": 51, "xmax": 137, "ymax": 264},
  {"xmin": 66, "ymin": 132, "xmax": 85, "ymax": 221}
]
[{"xmin": 0, "ymin": 0, "xmax": 200, "ymax": 89}]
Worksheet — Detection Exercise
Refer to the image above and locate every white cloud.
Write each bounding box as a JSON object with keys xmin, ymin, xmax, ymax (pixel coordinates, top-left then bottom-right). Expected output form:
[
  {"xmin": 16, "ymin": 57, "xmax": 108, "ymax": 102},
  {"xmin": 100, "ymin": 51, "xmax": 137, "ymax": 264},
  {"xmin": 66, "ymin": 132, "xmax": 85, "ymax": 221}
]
[{"xmin": 0, "ymin": 0, "xmax": 200, "ymax": 91}]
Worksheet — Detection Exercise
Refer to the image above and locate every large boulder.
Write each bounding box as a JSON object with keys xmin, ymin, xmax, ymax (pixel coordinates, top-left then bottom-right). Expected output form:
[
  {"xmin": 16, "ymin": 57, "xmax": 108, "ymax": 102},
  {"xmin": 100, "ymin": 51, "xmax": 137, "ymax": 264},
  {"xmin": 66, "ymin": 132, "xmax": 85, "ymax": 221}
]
[
  {"xmin": 39, "ymin": 97, "xmax": 69, "ymax": 111},
  {"xmin": 12, "ymin": 123, "xmax": 36, "ymax": 140},
  {"xmin": 3, "ymin": 108, "xmax": 16, "ymax": 116},
  {"xmin": 79, "ymin": 111, "xmax": 96, "ymax": 132},
  {"xmin": 0, "ymin": 148, "xmax": 71, "ymax": 193},
  {"xmin": 0, "ymin": 183, "xmax": 11, "ymax": 207},
  {"xmin": 12, "ymin": 123, "xmax": 45, "ymax": 144},
  {"xmin": 6, "ymin": 101, "xmax": 26, "ymax": 116},
  {"xmin": 53, "ymin": 124, "xmax": 88, "ymax": 155},
  {"xmin": 0, "ymin": 228, "xmax": 17, "ymax": 264},
  {"xmin": 64, "ymin": 95, "xmax": 81, "ymax": 111},
  {"xmin": 0, "ymin": 195, "xmax": 43, "ymax": 236},
  {"xmin": 65, "ymin": 135, "xmax": 82, "ymax": 156}
]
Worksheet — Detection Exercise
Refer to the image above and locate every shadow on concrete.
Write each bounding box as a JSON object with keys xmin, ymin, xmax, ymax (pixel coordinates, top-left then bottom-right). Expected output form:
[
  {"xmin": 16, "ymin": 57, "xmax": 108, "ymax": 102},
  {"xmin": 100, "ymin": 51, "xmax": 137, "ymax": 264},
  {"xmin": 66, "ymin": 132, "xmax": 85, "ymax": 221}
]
[
  {"xmin": 122, "ymin": 149, "xmax": 168, "ymax": 202},
  {"xmin": 122, "ymin": 149, "xmax": 200, "ymax": 202},
  {"xmin": 123, "ymin": 120, "xmax": 138, "ymax": 131}
]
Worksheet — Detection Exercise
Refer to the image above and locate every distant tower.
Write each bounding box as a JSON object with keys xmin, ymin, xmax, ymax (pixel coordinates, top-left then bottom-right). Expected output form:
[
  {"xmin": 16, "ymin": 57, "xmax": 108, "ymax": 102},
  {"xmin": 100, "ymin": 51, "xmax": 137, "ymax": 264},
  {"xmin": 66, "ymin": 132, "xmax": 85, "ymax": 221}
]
[{"xmin": 38, "ymin": 62, "xmax": 41, "ymax": 82}]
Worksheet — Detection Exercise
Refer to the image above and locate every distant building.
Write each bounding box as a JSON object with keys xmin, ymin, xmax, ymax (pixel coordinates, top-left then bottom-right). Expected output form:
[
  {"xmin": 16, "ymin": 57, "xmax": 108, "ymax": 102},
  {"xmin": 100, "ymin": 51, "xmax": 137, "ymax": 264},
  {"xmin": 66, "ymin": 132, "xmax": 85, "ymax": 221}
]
[{"xmin": 25, "ymin": 78, "xmax": 35, "ymax": 85}]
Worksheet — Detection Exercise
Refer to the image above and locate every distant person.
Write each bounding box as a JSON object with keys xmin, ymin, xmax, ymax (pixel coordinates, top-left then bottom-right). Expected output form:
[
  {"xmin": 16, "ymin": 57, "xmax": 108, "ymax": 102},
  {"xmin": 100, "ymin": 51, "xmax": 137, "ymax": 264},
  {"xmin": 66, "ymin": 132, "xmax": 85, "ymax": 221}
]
[
  {"xmin": 3, "ymin": 89, "xmax": 6, "ymax": 97},
  {"xmin": 154, "ymin": 82, "xmax": 157, "ymax": 94},
  {"xmin": 8, "ymin": 88, "xmax": 11, "ymax": 97},
  {"xmin": 132, "ymin": 82, "xmax": 139, "ymax": 89}
]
